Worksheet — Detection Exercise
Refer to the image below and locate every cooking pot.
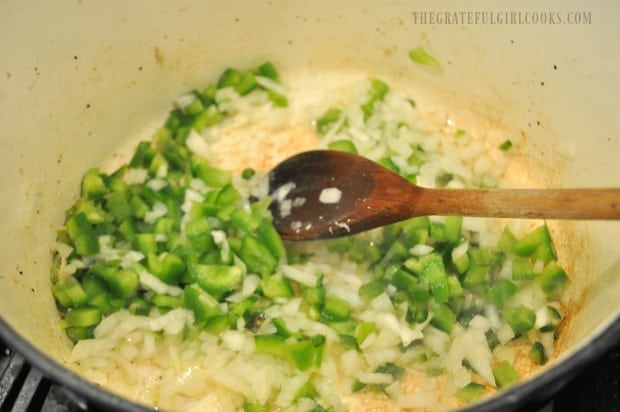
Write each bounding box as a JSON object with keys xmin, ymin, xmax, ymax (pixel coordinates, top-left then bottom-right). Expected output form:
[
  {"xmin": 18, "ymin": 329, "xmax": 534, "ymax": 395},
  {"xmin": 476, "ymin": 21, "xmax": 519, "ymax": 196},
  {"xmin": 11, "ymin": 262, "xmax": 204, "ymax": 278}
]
[{"xmin": 0, "ymin": 1, "xmax": 618, "ymax": 411}]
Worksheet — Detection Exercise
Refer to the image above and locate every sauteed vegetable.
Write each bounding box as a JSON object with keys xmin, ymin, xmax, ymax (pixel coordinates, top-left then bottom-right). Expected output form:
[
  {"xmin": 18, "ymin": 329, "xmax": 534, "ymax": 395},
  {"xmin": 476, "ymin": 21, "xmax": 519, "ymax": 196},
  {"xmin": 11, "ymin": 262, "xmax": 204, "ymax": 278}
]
[{"xmin": 51, "ymin": 63, "xmax": 568, "ymax": 411}]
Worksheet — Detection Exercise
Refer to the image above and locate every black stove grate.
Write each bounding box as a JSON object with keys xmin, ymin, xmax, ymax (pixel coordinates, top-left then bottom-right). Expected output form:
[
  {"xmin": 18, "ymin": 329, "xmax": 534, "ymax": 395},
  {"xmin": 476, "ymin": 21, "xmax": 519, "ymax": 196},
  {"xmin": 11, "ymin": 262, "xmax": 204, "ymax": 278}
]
[
  {"xmin": 1, "ymin": 338, "xmax": 618, "ymax": 412},
  {"xmin": 0, "ymin": 342, "xmax": 94, "ymax": 412}
]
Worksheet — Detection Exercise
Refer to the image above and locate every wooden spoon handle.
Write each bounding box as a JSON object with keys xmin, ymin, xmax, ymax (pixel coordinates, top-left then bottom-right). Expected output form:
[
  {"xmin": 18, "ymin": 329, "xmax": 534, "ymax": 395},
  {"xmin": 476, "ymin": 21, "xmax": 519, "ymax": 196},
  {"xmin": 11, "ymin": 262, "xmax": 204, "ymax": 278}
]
[{"xmin": 412, "ymin": 188, "xmax": 620, "ymax": 220}]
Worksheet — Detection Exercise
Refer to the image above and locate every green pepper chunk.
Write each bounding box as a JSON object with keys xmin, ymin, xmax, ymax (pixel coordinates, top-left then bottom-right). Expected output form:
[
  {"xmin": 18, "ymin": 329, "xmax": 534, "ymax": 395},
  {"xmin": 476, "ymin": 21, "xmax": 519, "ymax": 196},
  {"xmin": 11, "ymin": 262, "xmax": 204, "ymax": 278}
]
[
  {"xmin": 147, "ymin": 252, "xmax": 185, "ymax": 285},
  {"xmin": 361, "ymin": 78, "xmax": 389, "ymax": 119},
  {"xmin": 503, "ymin": 305, "xmax": 536, "ymax": 335},
  {"xmin": 255, "ymin": 62, "xmax": 280, "ymax": 81},
  {"xmin": 419, "ymin": 253, "xmax": 450, "ymax": 304},
  {"xmin": 243, "ymin": 399, "xmax": 271, "ymax": 412},
  {"xmin": 286, "ymin": 337, "xmax": 325, "ymax": 371},
  {"xmin": 430, "ymin": 304, "xmax": 456, "ymax": 333},
  {"xmin": 217, "ymin": 68, "xmax": 243, "ymax": 89},
  {"xmin": 484, "ymin": 279, "xmax": 518, "ymax": 308},
  {"xmin": 150, "ymin": 294, "xmax": 183, "ymax": 309},
  {"xmin": 260, "ymin": 275, "xmax": 294, "ymax": 299},
  {"xmin": 512, "ymin": 257, "xmax": 536, "ymax": 281},
  {"xmin": 183, "ymin": 97, "xmax": 205, "ymax": 116},
  {"xmin": 408, "ymin": 47, "xmax": 440, "ymax": 67},
  {"xmin": 130, "ymin": 141, "xmax": 157, "ymax": 168},
  {"xmin": 497, "ymin": 227, "xmax": 517, "ymax": 253},
  {"xmin": 66, "ymin": 326, "xmax": 94, "ymax": 342},
  {"xmin": 191, "ymin": 157, "xmax": 232, "ymax": 187},
  {"xmin": 81, "ymin": 168, "xmax": 108, "ymax": 200},
  {"xmin": 354, "ymin": 322, "xmax": 376, "ymax": 345},
  {"xmin": 240, "ymin": 234, "xmax": 278, "ymax": 277},
  {"xmin": 183, "ymin": 283, "xmax": 221, "ymax": 323},
  {"xmin": 456, "ymin": 382, "xmax": 486, "ymax": 402},
  {"xmin": 65, "ymin": 212, "xmax": 100, "ymax": 256},
  {"xmin": 499, "ymin": 140, "xmax": 513, "ymax": 151},
  {"xmin": 514, "ymin": 224, "xmax": 555, "ymax": 260},
  {"xmin": 191, "ymin": 264, "xmax": 243, "ymax": 301},
  {"xmin": 64, "ymin": 306, "xmax": 102, "ymax": 328},
  {"xmin": 52, "ymin": 276, "xmax": 89, "ymax": 308},
  {"xmin": 254, "ymin": 334, "xmax": 287, "ymax": 358},
  {"xmin": 529, "ymin": 341, "xmax": 546, "ymax": 365},
  {"xmin": 493, "ymin": 361, "xmax": 520, "ymax": 388},
  {"xmin": 321, "ymin": 296, "xmax": 351, "ymax": 322},
  {"xmin": 128, "ymin": 298, "xmax": 151, "ymax": 316},
  {"xmin": 538, "ymin": 261, "xmax": 569, "ymax": 298},
  {"xmin": 254, "ymin": 334, "xmax": 325, "ymax": 371},
  {"xmin": 359, "ymin": 278, "xmax": 388, "ymax": 301}
]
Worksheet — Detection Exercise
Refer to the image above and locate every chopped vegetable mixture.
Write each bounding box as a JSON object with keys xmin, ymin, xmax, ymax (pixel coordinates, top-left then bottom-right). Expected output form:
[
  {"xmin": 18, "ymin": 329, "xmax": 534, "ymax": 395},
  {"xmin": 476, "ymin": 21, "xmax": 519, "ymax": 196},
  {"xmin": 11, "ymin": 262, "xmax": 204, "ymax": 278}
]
[{"xmin": 51, "ymin": 62, "xmax": 569, "ymax": 411}]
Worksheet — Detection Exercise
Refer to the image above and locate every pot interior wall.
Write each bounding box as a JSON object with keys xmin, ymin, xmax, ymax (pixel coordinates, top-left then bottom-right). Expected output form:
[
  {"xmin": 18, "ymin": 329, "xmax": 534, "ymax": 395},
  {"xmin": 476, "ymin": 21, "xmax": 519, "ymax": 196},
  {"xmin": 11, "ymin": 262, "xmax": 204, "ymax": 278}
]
[{"xmin": 0, "ymin": 0, "xmax": 618, "ymax": 400}]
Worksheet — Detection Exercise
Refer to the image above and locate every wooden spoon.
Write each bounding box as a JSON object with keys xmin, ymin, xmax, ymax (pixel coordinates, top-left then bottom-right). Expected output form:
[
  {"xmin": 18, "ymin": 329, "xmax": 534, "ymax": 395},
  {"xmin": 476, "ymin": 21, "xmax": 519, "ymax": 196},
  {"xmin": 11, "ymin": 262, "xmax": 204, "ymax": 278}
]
[{"xmin": 267, "ymin": 150, "xmax": 620, "ymax": 240}]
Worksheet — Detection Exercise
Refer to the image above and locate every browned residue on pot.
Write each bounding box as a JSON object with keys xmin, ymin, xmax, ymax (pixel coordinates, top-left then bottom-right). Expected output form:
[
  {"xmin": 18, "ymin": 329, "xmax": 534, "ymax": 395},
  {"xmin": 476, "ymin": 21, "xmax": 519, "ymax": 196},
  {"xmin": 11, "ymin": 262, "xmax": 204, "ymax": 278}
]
[
  {"xmin": 207, "ymin": 121, "xmax": 319, "ymax": 173},
  {"xmin": 154, "ymin": 46, "xmax": 165, "ymax": 66}
]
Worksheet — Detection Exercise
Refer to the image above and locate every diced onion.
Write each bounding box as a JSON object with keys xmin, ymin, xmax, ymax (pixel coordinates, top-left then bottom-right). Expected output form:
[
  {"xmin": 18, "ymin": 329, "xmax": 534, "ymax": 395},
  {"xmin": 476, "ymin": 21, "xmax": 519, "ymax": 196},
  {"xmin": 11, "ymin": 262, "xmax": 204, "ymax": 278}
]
[
  {"xmin": 124, "ymin": 168, "xmax": 148, "ymax": 185},
  {"xmin": 186, "ymin": 129, "xmax": 211, "ymax": 159},
  {"xmin": 318, "ymin": 187, "xmax": 342, "ymax": 204},
  {"xmin": 410, "ymin": 244, "xmax": 434, "ymax": 256},
  {"xmin": 281, "ymin": 264, "xmax": 318, "ymax": 287},
  {"xmin": 358, "ymin": 372, "xmax": 394, "ymax": 385},
  {"xmin": 255, "ymin": 75, "xmax": 287, "ymax": 96},
  {"xmin": 139, "ymin": 271, "xmax": 183, "ymax": 296},
  {"xmin": 144, "ymin": 201, "xmax": 168, "ymax": 224},
  {"xmin": 451, "ymin": 241, "xmax": 469, "ymax": 260}
]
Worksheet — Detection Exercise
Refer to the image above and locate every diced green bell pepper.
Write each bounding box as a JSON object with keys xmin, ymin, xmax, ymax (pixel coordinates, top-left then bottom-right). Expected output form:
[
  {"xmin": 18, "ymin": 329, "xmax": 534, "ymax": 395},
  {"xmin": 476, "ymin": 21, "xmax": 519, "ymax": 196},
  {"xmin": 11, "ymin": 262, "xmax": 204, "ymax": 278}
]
[
  {"xmin": 359, "ymin": 278, "xmax": 389, "ymax": 301},
  {"xmin": 239, "ymin": 234, "xmax": 278, "ymax": 277},
  {"xmin": 65, "ymin": 212, "xmax": 100, "ymax": 256},
  {"xmin": 484, "ymin": 279, "xmax": 518, "ymax": 308},
  {"xmin": 128, "ymin": 297, "xmax": 151, "ymax": 316},
  {"xmin": 321, "ymin": 296, "xmax": 351, "ymax": 322},
  {"xmin": 419, "ymin": 253, "xmax": 450, "ymax": 304},
  {"xmin": 355, "ymin": 322, "xmax": 376, "ymax": 345},
  {"xmin": 106, "ymin": 191, "xmax": 132, "ymax": 222},
  {"xmin": 150, "ymin": 293, "xmax": 183, "ymax": 308},
  {"xmin": 130, "ymin": 141, "xmax": 157, "ymax": 168},
  {"xmin": 497, "ymin": 227, "xmax": 517, "ymax": 253},
  {"xmin": 493, "ymin": 360, "xmax": 520, "ymax": 388},
  {"xmin": 529, "ymin": 341, "xmax": 546, "ymax": 365},
  {"xmin": 81, "ymin": 168, "xmax": 108, "ymax": 200},
  {"xmin": 255, "ymin": 62, "xmax": 280, "ymax": 81},
  {"xmin": 183, "ymin": 283, "xmax": 221, "ymax": 323},
  {"xmin": 315, "ymin": 107, "xmax": 342, "ymax": 134},
  {"xmin": 456, "ymin": 382, "xmax": 486, "ymax": 403},
  {"xmin": 254, "ymin": 334, "xmax": 325, "ymax": 371},
  {"xmin": 260, "ymin": 275, "xmax": 294, "ymax": 299},
  {"xmin": 503, "ymin": 305, "xmax": 536, "ymax": 335},
  {"xmin": 147, "ymin": 252, "xmax": 185, "ymax": 285},
  {"xmin": 184, "ymin": 217, "xmax": 215, "ymax": 253},
  {"xmin": 243, "ymin": 399, "xmax": 271, "ymax": 412},
  {"xmin": 64, "ymin": 306, "xmax": 102, "ymax": 328},
  {"xmin": 513, "ymin": 224, "xmax": 556, "ymax": 263},
  {"xmin": 361, "ymin": 78, "xmax": 389, "ymax": 119},
  {"xmin": 52, "ymin": 276, "xmax": 89, "ymax": 308},
  {"xmin": 430, "ymin": 303, "xmax": 456, "ymax": 333},
  {"xmin": 328, "ymin": 139, "xmax": 357, "ymax": 154},
  {"xmin": 538, "ymin": 261, "xmax": 569, "ymax": 298},
  {"xmin": 191, "ymin": 264, "xmax": 243, "ymax": 300},
  {"xmin": 512, "ymin": 257, "xmax": 536, "ymax": 281},
  {"xmin": 191, "ymin": 157, "xmax": 232, "ymax": 187},
  {"xmin": 66, "ymin": 326, "xmax": 94, "ymax": 342}
]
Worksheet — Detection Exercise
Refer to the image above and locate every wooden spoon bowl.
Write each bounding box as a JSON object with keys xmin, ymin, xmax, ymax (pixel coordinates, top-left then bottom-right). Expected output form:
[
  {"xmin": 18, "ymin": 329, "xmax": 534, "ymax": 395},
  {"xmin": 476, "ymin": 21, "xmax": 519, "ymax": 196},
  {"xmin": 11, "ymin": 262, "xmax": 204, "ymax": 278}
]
[{"xmin": 268, "ymin": 150, "xmax": 620, "ymax": 240}]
